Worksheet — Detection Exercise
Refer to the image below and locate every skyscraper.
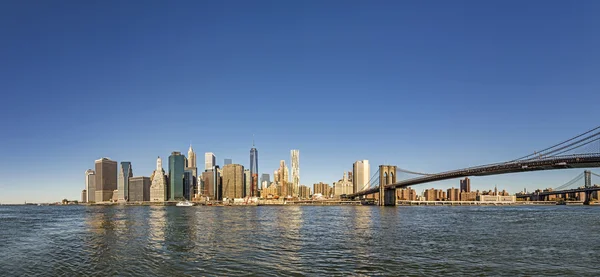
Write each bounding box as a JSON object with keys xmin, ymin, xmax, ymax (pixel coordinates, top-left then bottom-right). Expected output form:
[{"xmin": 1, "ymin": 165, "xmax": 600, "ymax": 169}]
[
  {"xmin": 150, "ymin": 156, "xmax": 168, "ymax": 202},
  {"xmin": 222, "ymin": 164, "xmax": 244, "ymax": 199},
  {"xmin": 94, "ymin": 158, "xmax": 118, "ymax": 202},
  {"xmin": 129, "ymin": 177, "xmax": 151, "ymax": 202},
  {"xmin": 353, "ymin": 160, "xmax": 370, "ymax": 194},
  {"xmin": 250, "ymin": 141, "xmax": 258, "ymax": 197},
  {"xmin": 85, "ymin": 169, "xmax": 95, "ymax": 203},
  {"xmin": 291, "ymin": 150, "xmax": 300, "ymax": 197},
  {"xmin": 460, "ymin": 177, "xmax": 471, "ymax": 193},
  {"xmin": 276, "ymin": 160, "xmax": 290, "ymax": 197},
  {"xmin": 117, "ymin": 161, "xmax": 133, "ymax": 202},
  {"xmin": 186, "ymin": 145, "xmax": 198, "ymax": 198},
  {"xmin": 184, "ymin": 169, "xmax": 194, "ymax": 200},
  {"xmin": 260, "ymin": 174, "xmax": 270, "ymax": 190},
  {"xmin": 205, "ymin": 152, "xmax": 216, "ymax": 171},
  {"xmin": 244, "ymin": 169, "xmax": 251, "ymax": 197},
  {"xmin": 169, "ymin": 152, "xmax": 186, "ymax": 201}
]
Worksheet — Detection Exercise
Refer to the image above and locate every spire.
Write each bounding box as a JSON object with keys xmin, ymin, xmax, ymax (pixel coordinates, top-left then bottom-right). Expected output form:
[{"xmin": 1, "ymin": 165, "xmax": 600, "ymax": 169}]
[
  {"xmin": 189, "ymin": 141, "xmax": 193, "ymax": 152},
  {"xmin": 252, "ymin": 134, "xmax": 255, "ymax": 147}
]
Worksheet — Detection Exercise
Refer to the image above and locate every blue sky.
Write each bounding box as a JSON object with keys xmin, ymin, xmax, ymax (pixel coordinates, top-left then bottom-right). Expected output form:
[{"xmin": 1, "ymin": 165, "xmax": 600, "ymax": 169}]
[{"xmin": 1, "ymin": 0, "xmax": 599, "ymax": 203}]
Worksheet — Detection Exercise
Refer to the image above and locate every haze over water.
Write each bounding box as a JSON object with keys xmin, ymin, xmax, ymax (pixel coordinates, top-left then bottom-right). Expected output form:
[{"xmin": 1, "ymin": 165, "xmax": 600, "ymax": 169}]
[{"xmin": 1, "ymin": 205, "xmax": 599, "ymax": 276}]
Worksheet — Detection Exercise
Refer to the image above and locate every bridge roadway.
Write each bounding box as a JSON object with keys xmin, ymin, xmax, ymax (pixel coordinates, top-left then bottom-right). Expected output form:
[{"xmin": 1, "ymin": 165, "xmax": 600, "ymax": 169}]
[
  {"xmin": 348, "ymin": 154, "xmax": 600, "ymax": 198},
  {"xmin": 516, "ymin": 186, "xmax": 600, "ymax": 199}
]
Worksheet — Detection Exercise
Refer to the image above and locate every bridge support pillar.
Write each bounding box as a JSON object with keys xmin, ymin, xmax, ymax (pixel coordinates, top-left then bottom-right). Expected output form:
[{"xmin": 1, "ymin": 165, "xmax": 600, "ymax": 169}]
[{"xmin": 378, "ymin": 165, "xmax": 397, "ymax": 206}]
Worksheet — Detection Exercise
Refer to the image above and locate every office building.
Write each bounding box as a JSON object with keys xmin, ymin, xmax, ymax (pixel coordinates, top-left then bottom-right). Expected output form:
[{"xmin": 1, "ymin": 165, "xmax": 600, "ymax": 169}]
[
  {"xmin": 313, "ymin": 182, "xmax": 332, "ymax": 198},
  {"xmin": 169, "ymin": 152, "xmax": 186, "ymax": 201},
  {"xmin": 222, "ymin": 164, "xmax": 244, "ymax": 199},
  {"xmin": 184, "ymin": 169, "xmax": 194, "ymax": 200},
  {"xmin": 205, "ymin": 152, "xmax": 216, "ymax": 171},
  {"xmin": 201, "ymin": 167, "xmax": 221, "ymax": 200},
  {"xmin": 117, "ymin": 161, "xmax": 133, "ymax": 202},
  {"xmin": 150, "ymin": 156, "xmax": 168, "ymax": 202},
  {"xmin": 291, "ymin": 150, "xmax": 299, "ymax": 197},
  {"xmin": 250, "ymin": 143, "xmax": 259, "ymax": 197},
  {"xmin": 460, "ymin": 177, "xmax": 471, "ymax": 193},
  {"xmin": 94, "ymin": 158, "xmax": 118, "ymax": 202},
  {"xmin": 224, "ymin": 159, "xmax": 232, "ymax": 165},
  {"xmin": 129, "ymin": 176, "xmax": 151, "ymax": 202},
  {"xmin": 81, "ymin": 190, "xmax": 86, "ymax": 203},
  {"xmin": 260, "ymin": 174, "xmax": 270, "ymax": 190},
  {"xmin": 352, "ymin": 160, "xmax": 370, "ymax": 194},
  {"xmin": 185, "ymin": 145, "xmax": 198, "ymax": 198},
  {"xmin": 334, "ymin": 172, "xmax": 353, "ymax": 197},
  {"xmin": 85, "ymin": 169, "xmax": 95, "ymax": 203},
  {"xmin": 244, "ymin": 169, "xmax": 251, "ymax": 197}
]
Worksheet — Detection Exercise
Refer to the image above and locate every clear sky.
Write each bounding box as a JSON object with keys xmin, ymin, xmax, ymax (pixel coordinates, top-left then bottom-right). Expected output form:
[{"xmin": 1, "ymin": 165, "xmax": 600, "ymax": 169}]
[{"xmin": 1, "ymin": 0, "xmax": 599, "ymax": 203}]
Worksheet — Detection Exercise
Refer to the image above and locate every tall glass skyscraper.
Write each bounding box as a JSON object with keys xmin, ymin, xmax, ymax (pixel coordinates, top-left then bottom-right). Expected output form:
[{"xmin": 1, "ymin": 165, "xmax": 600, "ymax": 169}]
[
  {"xmin": 291, "ymin": 150, "xmax": 300, "ymax": 197},
  {"xmin": 169, "ymin": 152, "xmax": 186, "ymax": 201},
  {"xmin": 117, "ymin": 161, "xmax": 133, "ymax": 201},
  {"xmin": 250, "ymin": 140, "xmax": 258, "ymax": 196}
]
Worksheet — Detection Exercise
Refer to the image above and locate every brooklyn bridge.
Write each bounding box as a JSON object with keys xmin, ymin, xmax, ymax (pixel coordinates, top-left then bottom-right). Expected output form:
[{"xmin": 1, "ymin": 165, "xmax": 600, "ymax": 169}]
[{"xmin": 346, "ymin": 126, "xmax": 600, "ymax": 205}]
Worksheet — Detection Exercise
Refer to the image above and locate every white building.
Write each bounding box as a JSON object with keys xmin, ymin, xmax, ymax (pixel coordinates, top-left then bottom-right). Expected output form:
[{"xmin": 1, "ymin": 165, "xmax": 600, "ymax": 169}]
[
  {"xmin": 334, "ymin": 172, "xmax": 354, "ymax": 197},
  {"xmin": 353, "ymin": 160, "xmax": 370, "ymax": 194},
  {"xmin": 478, "ymin": 195, "xmax": 516, "ymax": 202},
  {"xmin": 150, "ymin": 156, "xmax": 168, "ymax": 202},
  {"xmin": 205, "ymin": 152, "xmax": 216, "ymax": 171},
  {"xmin": 85, "ymin": 169, "xmax": 95, "ymax": 203}
]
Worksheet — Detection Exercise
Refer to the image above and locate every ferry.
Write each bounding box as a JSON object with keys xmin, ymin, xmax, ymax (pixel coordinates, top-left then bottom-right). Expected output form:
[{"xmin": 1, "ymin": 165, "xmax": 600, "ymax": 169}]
[{"xmin": 176, "ymin": 201, "xmax": 194, "ymax": 207}]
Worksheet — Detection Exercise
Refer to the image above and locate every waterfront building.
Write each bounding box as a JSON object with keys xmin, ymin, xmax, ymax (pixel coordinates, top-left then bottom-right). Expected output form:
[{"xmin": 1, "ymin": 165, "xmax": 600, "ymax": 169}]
[
  {"xmin": 424, "ymin": 188, "xmax": 446, "ymax": 201},
  {"xmin": 117, "ymin": 161, "xmax": 133, "ymax": 202},
  {"xmin": 260, "ymin": 174, "xmax": 270, "ymax": 190},
  {"xmin": 298, "ymin": 185, "xmax": 311, "ymax": 199},
  {"xmin": 150, "ymin": 156, "xmax": 168, "ymax": 202},
  {"xmin": 184, "ymin": 169, "xmax": 194, "ymax": 200},
  {"xmin": 85, "ymin": 169, "xmax": 95, "ymax": 203},
  {"xmin": 94, "ymin": 158, "xmax": 118, "ymax": 202},
  {"xmin": 353, "ymin": 160, "xmax": 370, "ymax": 194},
  {"xmin": 186, "ymin": 145, "xmax": 198, "ymax": 183},
  {"xmin": 129, "ymin": 176, "xmax": 151, "ymax": 202},
  {"xmin": 250, "ymin": 142, "xmax": 259, "ymax": 197},
  {"xmin": 205, "ymin": 152, "xmax": 216, "ymax": 171},
  {"xmin": 460, "ymin": 191, "xmax": 477, "ymax": 201},
  {"xmin": 201, "ymin": 168, "xmax": 222, "ymax": 200},
  {"xmin": 169, "ymin": 152, "xmax": 186, "ymax": 201},
  {"xmin": 447, "ymin": 187, "xmax": 460, "ymax": 201},
  {"xmin": 313, "ymin": 182, "xmax": 332, "ymax": 198},
  {"xmin": 262, "ymin": 182, "xmax": 279, "ymax": 198},
  {"xmin": 478, "ymin": 195, "xmax": 516, "ymax": 202},
  {"xmin": 333, "ymin": 172, "xmax": 353, "ymax": 197},
  {"xmin": 291, "ymin": 150, "xmax": 300, "ymax": 197},
  {"xmin": 222, "ymin": 164, "xmax": 244, "ymax": 199},
  {"xmin": 81, "ymin": 189, "xmax": 87, "ymax": 203},
  {"xmin": 224, "ymin": 159, "xmax": 232, "ymax": 165},
  {"xmin": 244, "ymin": 169, "xmax": 251, "ymax": 197},
  {"xmin": 460, "ymin": 177, "xmax": 471, "ymax": 193},
  {"xmin": 396, "ymin": 187, "xmax": 417, "ymax": 200},
  {"xmin": 276, "ymin": 160, "xmax": 290, "ymax": 198}
]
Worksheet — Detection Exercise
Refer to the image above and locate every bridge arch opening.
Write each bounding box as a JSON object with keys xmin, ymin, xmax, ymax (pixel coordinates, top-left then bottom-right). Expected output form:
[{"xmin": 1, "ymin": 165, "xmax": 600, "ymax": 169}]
[{"xmin": 383, "ymin": 172, "xmax": 388, "ymax": 186}]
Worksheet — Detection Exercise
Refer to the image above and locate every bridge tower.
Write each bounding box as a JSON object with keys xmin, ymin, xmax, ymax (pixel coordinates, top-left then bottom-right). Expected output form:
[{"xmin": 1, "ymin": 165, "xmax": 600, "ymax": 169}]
[
  {"xmin": 378, "ymin": 165, "xmax": 397, "ymax": 206},
  {"xmin": 584, "ymin": 170, "xmax": 591, "ymax": 188}
]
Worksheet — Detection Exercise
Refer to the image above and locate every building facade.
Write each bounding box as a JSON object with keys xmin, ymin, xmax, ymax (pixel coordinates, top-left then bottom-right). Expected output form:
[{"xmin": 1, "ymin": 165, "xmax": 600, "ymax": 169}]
[
  {"xmin": 276, "ymin": 160, "xmax": 290, "ymax": 197},
  {"xmin": 81, "ymin": 190, "xmax": 87, "ymax": 203},
  {"xmin": 353, "ymin": 160, "xmax": 370, "ymax": 194},
  {"xmin": 313, "ymin": 182, "xmax": 332, "ymax": 198},
  {"xmin": 460, "ymin": 177, "xmax": 471, "ymax": 193},
  {"xmin": 117, "ymin": 161, "xmax": 133, "ymax": 202},
  {"xmin": 298, "ymin": 185, "xmax": 311, "ymax": 199},
  {"xmin": 291, "ymin": 150, "xmax": 300, "ymax": 197},
  {"xmin": 222, "ymin": 164, "xmax": 244, "ymax": 199},
  {"xmin": 260, "ymin": 174, "xmax": 270, "ymax": 190},
  {"xmin": 85, "ymin": 169, "xmax": 95, "ymax": 203},
  {"xmin": 244, "ymin": 169, "xmax": 251, "ymax": 197},
  {"xmin": 396, "ymin": 187, "xmax": 417, "ymax": 200},
  {"xmin": 334, "ymin": 172, "xmax": 353, "ymax": 197},
  {"xmin": 94, "ymin": 158, "xmax": 118, "ymax": 202},
  {"xmin": 150, "ymin": 156, "xmax": 168, "ymax": 202},
  {"xmin": 447, "ymin": 187, "xmax": 460, "ymax": 201},
  {"xmin": 129, "ymin": 176, "xmax": 151, "ymax": 202},
  {"xmin": 250, "ymin": 144, "xmax": 258, "ymax": 197},
  {"xmin": 169, "ymin": 152, "xmax": 186, "ymax": 201},
  {"xmin": 205, "ymin": 152, "xmax": 216, "ymax": 171}
]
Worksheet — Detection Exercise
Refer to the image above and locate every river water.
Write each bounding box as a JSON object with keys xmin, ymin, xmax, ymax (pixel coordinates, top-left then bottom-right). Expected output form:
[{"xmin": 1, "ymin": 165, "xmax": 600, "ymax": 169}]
[{"xmin": 1, "ymin": 205, "xmax": 599, "ymax": 276}]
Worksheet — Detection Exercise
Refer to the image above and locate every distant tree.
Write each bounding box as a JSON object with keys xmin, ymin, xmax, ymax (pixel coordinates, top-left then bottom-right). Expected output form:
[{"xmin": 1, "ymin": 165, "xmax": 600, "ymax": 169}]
[{"xmin": 62, "ymin": 199, "xmax": 68, "ymax": 205}]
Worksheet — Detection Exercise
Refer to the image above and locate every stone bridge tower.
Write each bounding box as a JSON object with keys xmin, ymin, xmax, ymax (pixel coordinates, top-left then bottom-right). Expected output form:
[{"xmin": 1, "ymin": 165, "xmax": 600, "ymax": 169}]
[{"xmin": 378, "ymin": 165, "xmax": 397, "ymax": 206}]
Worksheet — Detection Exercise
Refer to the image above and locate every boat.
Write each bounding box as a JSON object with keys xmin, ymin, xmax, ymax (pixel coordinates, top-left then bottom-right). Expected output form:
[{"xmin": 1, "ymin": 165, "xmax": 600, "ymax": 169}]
[{"xmin": 176, "ymin": 201, "xmax": 194, "ymax": 207}]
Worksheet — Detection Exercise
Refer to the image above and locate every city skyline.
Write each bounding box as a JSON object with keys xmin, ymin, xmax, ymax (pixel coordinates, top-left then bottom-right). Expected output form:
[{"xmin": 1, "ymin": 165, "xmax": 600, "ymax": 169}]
[{"xmin": 1, "ymin": 1, "xmax": 600, "ymax": 203}]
